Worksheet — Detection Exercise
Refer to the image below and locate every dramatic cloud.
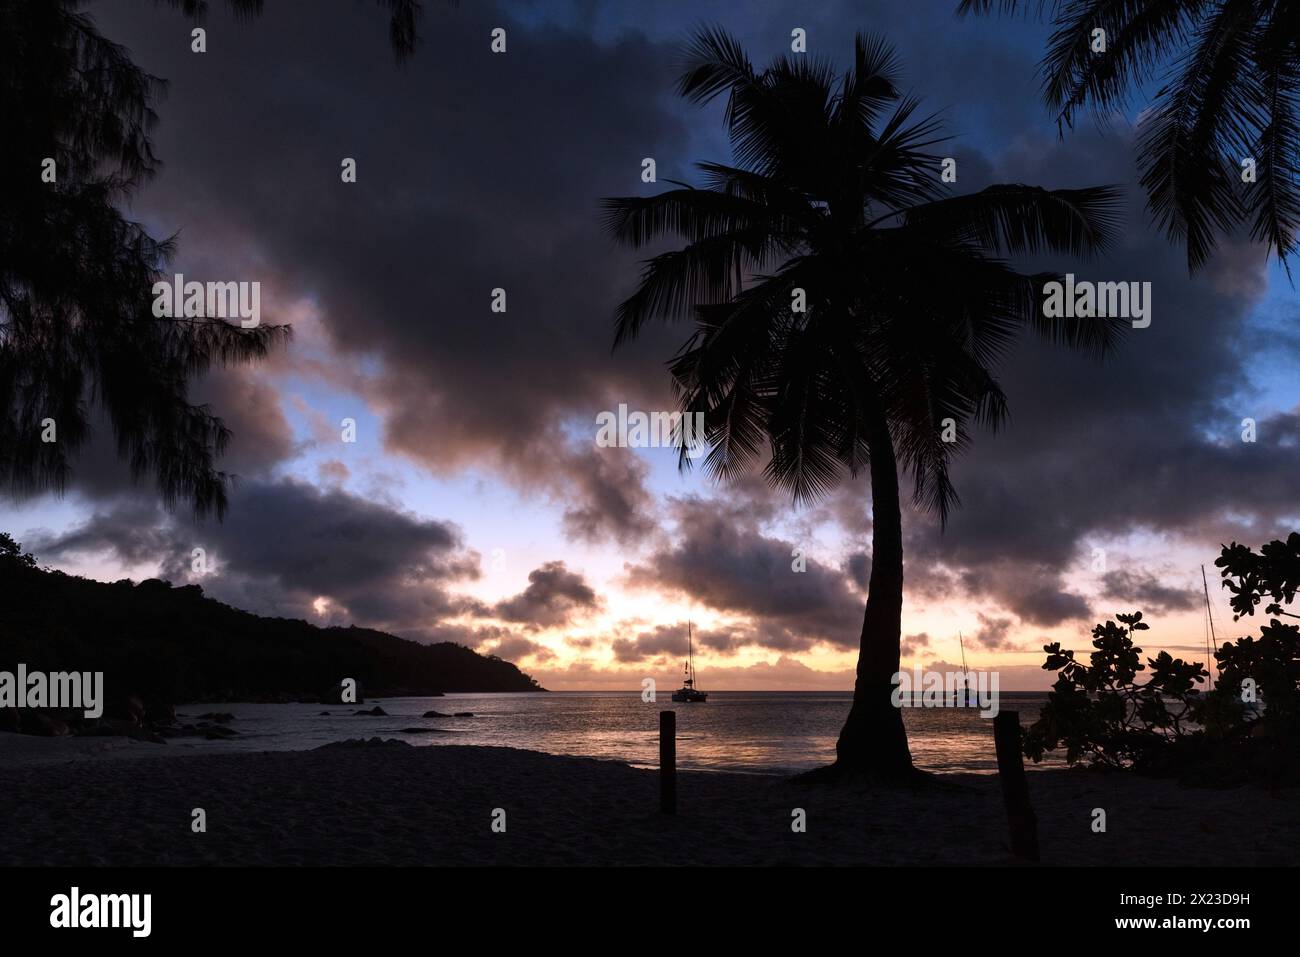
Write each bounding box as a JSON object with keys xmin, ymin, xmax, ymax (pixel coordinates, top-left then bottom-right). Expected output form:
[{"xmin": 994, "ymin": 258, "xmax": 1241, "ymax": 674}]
[
  {"xmin": 493, "ymin": 560, "xmax": 601, "ymax": 628},
  {"xmin": 556, "ymin": 446, "xmax": 657, "ymax": 546},
  {"xmin": 29, "ymin": 500, "xmax": 177, "ymax": 569},
  {"xmin": 35, "ymin": 478, "xmax": 482, "ymax": 641},
  {"xmin": 844, "ymin": 551, "xmax": 871, "ymax": 590},
  {"xmin": 899, "ymin": 126, "xmax": 1298, "ymax": 630},
  {"xmin": 14, "ymin": 363, "xmax": 296, "ymax": 507},
  {"xmin": 534, "ymin": 653, "xmax": 856, "ymax": 691},
  {"xmin": 610, "ymin": 623, "xmax": 688, "ymax": 663},
  {"xmin": 94, "ymin": 0, "xmax": 691, "ymax": 526},
  {"xmin": 901, "ymin": 632, "xmax": 931, "ymax": 657},
  {"xmin": 1100, "ymin": 569, "xmax": 1200, "ymax": 613},
  {"xmin": 971, "ymin": 613, "xmax": 1015, "ymax": 651},
  {"xmin": 624, "ymin": 496, "xmax": 864, "ymax": 651},
  {"xmin": 486, "ymin": 635, "xmax": 557, "ymax": 664}
]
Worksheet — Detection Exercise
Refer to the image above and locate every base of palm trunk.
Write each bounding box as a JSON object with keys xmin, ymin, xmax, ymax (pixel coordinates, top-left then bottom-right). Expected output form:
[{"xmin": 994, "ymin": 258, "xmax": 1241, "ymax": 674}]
[
  {"xmin": 795, "ymin": 760, "xmax": 935, "ymax": 787},
  {"xmin": 797, "ymin": 680, "xmax": 922, "ymax": 786}
]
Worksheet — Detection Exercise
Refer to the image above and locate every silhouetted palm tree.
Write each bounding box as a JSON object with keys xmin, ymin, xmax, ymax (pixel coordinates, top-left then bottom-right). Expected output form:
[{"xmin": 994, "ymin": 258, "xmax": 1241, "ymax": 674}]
[
  {"xmin": 604, "ymin": 27, "xmax": 1124, "ymax": 781},
  {"xmin": 961, "ymin": 0, "xmax": 1300, "ymax": 272}
]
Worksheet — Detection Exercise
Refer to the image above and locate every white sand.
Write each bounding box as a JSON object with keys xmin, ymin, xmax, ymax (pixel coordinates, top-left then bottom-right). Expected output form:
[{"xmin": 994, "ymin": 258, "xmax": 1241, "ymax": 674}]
[{"xmin": 1, "ymin": 735, "xmax": 1293, "ymax": 865}]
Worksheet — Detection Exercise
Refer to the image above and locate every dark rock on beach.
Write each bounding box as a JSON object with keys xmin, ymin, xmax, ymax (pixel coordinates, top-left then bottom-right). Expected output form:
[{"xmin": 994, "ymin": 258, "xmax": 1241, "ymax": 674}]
[
  {"xmin": 422, "ymin": 710, "xmax": 450, "ymax": 718},
  {"xmin": 354, "ymin": 706, "xmax": 387, "ymax": 716}
]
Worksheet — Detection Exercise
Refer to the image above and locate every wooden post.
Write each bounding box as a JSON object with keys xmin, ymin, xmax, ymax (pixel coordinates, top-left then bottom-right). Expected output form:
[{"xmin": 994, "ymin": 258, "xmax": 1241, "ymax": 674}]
[
  {"xmin": 993, "ymin": 710, "xmax": 1039, "ymax": 861},
  {"xmin": 660, "ymin": 709, "xmax": 676, "ymax": 815}
]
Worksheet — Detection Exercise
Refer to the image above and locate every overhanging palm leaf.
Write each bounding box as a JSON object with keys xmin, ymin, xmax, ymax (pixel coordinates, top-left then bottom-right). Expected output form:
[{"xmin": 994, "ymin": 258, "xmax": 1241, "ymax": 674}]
[{"xmin": 962, "ymin": 0, "xmax": 1300, "ymax": 271}]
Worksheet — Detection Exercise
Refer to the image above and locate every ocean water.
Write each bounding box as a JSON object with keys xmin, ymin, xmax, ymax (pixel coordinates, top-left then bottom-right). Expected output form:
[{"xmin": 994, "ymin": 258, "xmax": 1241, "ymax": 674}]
[{"xmin": 169, "ymin": 691, "xmax": 1058, "ymax": 775}]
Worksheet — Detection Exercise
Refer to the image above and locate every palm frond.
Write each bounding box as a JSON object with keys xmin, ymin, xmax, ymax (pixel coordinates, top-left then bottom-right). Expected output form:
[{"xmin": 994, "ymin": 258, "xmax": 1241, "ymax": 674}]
[
  {"xmin": 1042, "ymin": 0, "xmax": 1196, "ymax": 127},
  {"xmin": 901, "ymin": 183, "xmax": 1123, "ymax": 257},
  {"xmin": 1137, "ymin": 0, "xmax": 1264, "ymax": 271},
  {"xmin": 1247, "ymin": 8, "xmax": 1300, "ymax": 268}
]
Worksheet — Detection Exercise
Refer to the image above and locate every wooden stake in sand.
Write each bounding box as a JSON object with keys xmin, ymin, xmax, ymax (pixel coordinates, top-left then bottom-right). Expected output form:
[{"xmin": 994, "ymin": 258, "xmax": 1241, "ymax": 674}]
[
  {"xmin": 994, "ymin": 710, "xmax": 1039, "ymax": 861},
  {"xmin": 660, "ymin": 709, "xmax": 676, "ymax": 815}
]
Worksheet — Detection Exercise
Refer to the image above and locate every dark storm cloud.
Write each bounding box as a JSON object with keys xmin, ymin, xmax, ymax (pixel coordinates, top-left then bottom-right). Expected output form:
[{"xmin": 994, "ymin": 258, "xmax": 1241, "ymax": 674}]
[
  {"xmin": 971, "ymin": 613, "xmax": 1015, "ymax": 650},
  {"xmin": 493, "ymin": 559, "xmax": 601, "ymax": 627},
  {"xmin": 610, "ymin": 621, "xmax": 742, "ymax": 662},
  {"xmin": 486, "ymin": 634, "xmax": 557, "ymax": 663},
  {"xmin": 15, "ymin": 364, "xmax": 296, "ymax": 506},
  {"xmin": 844, "ymin": 551, "xmax": 870, "ymax": 590},
  {"xmin": 556, "ymin": 445, "xmax": 657, "ymax": 546},
  {"xmin": 36, "ymin": 477, "xmax": 482, "ymax": 640},
  {"xmin": 695, "ymin": 626, "xmax": 746, "ymax": 654},
  {"xmin": 28, "ymin": 500, "xmax": 176, "ymax": 568},
  {"xmin": 623, "ymin": 496, "xmax": 864, "ymax": 650},
  {"xmin": 1011, "ymin": 584, "xmax": 1093, "ymax": 627},
  {"xmin": 898, "ymin": 124, "xmax": 1299, "ymax": 628},
  {"xmin": 93, "ymin": 0, "xmax": 691, "ymax": 505},
  {"xmin": 952, "ymin": 562, "xmax": 1092, "ymax": 627},
  {"xmin": 1100, "ymin": 569, "xmax": 1200, "ymax": 614},
  {"xmin": 901, "ymin": 631, "xmax": 931, "ymax": 656},
  {"xmin": 193, "ymin": 369, "xmax": 300, "ymax": 477},
  {"xmin": 610, "ymin": 623, "xmax": 686, "ymax": 663},
  {"xmin": 611, "ymin": 616, "xmax": 748, "ymax": 660}
]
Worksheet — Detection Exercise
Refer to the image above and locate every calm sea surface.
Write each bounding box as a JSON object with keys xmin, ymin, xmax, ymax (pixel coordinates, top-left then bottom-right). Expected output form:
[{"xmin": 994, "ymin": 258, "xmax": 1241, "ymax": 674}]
[{"xmin": 171, "ymin": 691, "xmax": 1058, "ymax": 775}]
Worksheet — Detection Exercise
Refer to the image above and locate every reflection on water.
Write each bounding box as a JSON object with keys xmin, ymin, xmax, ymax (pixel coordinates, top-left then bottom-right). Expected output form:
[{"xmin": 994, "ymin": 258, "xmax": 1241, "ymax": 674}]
[{"xmin": 170, "ymin": 691, "xmax": 1058, "ymax": 775}]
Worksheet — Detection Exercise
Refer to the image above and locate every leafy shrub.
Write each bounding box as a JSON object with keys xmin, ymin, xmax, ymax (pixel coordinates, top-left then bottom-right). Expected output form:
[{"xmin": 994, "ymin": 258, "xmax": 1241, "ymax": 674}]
[
  {"xmin": 1022, "ymin": 612, "xmax": 1206, "ymax": 768},
  {"xmin": 1024, "ymin": 535, "xmax": 1300, "ymax": 777}
]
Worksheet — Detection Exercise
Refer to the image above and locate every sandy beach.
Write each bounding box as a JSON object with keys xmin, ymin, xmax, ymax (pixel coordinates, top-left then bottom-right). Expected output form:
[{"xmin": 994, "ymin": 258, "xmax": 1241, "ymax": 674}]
[{"xmin": 2, "ymin": 736, "xmax": 1294, "ymax": 866}]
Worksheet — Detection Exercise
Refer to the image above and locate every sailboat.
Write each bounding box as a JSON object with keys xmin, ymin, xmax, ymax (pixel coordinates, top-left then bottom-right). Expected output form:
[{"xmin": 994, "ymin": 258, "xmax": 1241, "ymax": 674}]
[
  {"xmin": 1201, "ymin": 564, "xmax": 1259, "ymax": 716},
  {"xmin": 671, "ymin": 620, "xmax": 707, "ymax": 703},
  {"xmin": 956, "ymin": 631, "xmax": 978, "ymax": 706},
  {"xmin": 1200, "ymin": 564, "xmax": 1218, "ymax": 691}
]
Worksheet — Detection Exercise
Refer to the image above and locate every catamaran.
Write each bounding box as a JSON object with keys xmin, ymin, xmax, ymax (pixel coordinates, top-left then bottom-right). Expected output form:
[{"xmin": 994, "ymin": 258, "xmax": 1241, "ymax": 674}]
[{"xmin": 671, "ymin": 620, "xmax": 707, "ymax": 703}]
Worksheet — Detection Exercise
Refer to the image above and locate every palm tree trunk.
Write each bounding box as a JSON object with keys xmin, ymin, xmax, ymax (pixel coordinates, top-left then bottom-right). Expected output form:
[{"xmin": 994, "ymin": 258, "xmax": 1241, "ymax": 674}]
[{"xmin": 831, "ymin": 421, "xmax": 915, "ymax": 780}]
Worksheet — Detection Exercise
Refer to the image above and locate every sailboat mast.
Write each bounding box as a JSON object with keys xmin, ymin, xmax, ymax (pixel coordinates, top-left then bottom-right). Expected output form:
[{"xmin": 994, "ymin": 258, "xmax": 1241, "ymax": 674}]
[
  {"xmin": 1201, "ymin": 564, "xmax": 1217, "ymax": 686},
  {"xmin": 687, "ymin": 619, "xmax": 694, "ymax": 684}
]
